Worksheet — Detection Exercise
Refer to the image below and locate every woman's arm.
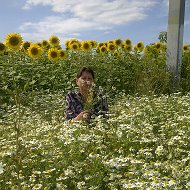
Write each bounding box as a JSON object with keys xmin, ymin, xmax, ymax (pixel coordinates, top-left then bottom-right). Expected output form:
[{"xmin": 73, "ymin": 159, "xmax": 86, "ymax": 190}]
[
  {"xmin": 72, "ymin": 111, "xmax": 90, "ymax": 121},
  {"xmin": 65, "ymin": 93, "xmax": 78, "ymax": 120},
  {"xmin": 65, "ymin": 92, "xmax": 89, "ymax": 121}
]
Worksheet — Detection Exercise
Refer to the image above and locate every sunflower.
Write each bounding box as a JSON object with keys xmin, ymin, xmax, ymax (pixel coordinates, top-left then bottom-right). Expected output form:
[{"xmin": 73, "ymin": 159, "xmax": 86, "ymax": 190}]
[
  {"xmin": 48, "ymin": 48, "xmax": 60, "ymax": 61},
  {"xmin": 90, "ymin": 40, "xmax": 97, "ymax": 48},
  {"xmin": 161, "ymin": 44, "xmax": 167, "ymax": 52},
  {"xmin": 28, "ymin": 44, "xmax": 43, "ymax": 59},
  {"xmin": 108, "ymin": 40, "xmax": 114, "ymax": 44},
  {"xmin": 144, "ymin": 46, "xmax": 150, "ymax": 55},
  {"xmin": 5, "ymin": 33, "xmax": 22, "ymax": 51},
  {"xmin": 59, "ymin": 49, "xmax": 67, "ymax": 59},
  {"xmin": 114, "ymin": 38, "xmax": 123, "ymax": 47},
  {"xmin": 107, "ymin": 43, "xmax": 116, "ymax": 52},
  {"xmin": 41, "ymin": 40, "xmax": 49, "ymax": 48},
  {"xmin": 144, "ymin": 45, "xmax": 158, "ymax": 55},
  {"xmin": 133, "ymin": 45, "xmax": 138, "ymax": 52},
  {"xmin": 81, "ymin": 41, "xmax": 92, "ymax": 52},
  {"xmin": 67, "ymin": 39, "xmax": 81, "ymax": 50},
  {"xmin": 136, "ymin": 42, "xmax": 144, "ymax": 52},
  {"xmin": 65, "ymin": 40, "xmax": 70, "ymax": 49},
  {"xmin": 99, "ymin": 45, "xmax": 107, "ymax": 54},
  {"xmin": 96, "ymin": 49, "xmax": 100, "ymax": 53},
  {"xmin": 104, "ymin": 42, "xmax": 108, "ymax": 47},
  {"xmin": 70, "ymin": 42, "xmax": 80, "ymax": 51},
  {"xmin": 154, "ymin": 42, "xmax": 162, "ymax": 50},
  {"xmin": 49, "ymin": 35, "xmax": 60, "ymax": 47},
  {"xmin": 22, "ymin": 41, "xmax": 31, "ymax": 52},
  {"xmin": 123, "ymin": 44, "xmax": 132, "ymax": 52},
  {"xmin": 35, "ymin": 42, "xmax": 42, "ymax": 47},
  {"xmin": 113, "ymin": 51, "xmax": 121, "ymax": 58},
  {"xmin": 183, "ymin": 45, "xmax": 189, "ymax": 52},
  {"xmin": 0, "ymin": 42, "xmax": 6, "ymax": 54},
  {"xmin": 69, "ymin": 39, "xmax": 80, "ymax": 45},
  {"xmin": 98, "ymin": 42, "xmax": 104, "ymax": 48},
  {"xmin": 124, "ymin": 39, "xmax": 132, "ymax": 46}
]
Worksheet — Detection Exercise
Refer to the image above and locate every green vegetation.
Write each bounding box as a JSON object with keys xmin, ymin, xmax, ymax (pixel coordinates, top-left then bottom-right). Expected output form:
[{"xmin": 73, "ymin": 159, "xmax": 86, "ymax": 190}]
[{"xmin": 0, "ymin": 33, "xmax": 190, "ymax": 189}]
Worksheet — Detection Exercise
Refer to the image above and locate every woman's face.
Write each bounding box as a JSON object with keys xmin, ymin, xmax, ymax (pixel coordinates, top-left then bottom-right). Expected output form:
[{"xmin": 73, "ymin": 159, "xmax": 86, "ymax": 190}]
[{"xmin": 76, "ymin": 71, "xmax": 94, "ymax": 92}]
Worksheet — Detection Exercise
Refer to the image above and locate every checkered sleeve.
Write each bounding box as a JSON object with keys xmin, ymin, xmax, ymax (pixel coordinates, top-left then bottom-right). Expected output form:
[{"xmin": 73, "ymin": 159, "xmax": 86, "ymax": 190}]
[{"xmin": 65, "ymin": 92, "xmax": 78, "ymax": 120}]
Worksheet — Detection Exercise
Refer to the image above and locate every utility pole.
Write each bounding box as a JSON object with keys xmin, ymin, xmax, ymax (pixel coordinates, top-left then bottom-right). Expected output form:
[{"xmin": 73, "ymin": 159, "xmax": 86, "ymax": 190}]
[{"xmin": 166, "ymin": 0, "xmax": 185, "ymax": 90}]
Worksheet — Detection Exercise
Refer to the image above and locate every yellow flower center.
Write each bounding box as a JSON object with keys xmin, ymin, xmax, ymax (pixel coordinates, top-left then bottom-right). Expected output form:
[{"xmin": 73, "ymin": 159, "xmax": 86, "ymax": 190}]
[
  {"xmin": 116, "ymin": 40, "xmax": 121, "ymax": 45},
  {"xmin": 23, "ymin": 42, "xmax": 30, "ymax": 51},
  {"xmin": 9, "ymin": 36, "xmax": 19, "ymax": 46},
  {"xmin": 101, "ymin": 47, "xmax": 106, "ymax": 52},
  {"xmin": 60, "ymin": 51, "xmax": 65, "ymax": 57},
  {"xmin": 156, "ymin": 44, "xmax": 161, "ymax": 49},
  {"xmin": 51, "ymin": 38, "xmax": 58, "ymax": 44},
  {"xmin": 137, "ymin": 43, "xmax": 142, "ymax": 48},
  {"xmin": 83, "ymin": 43, "xmax": 90, "ymax": 49},
  {"xmin": 184, "ymin": 46, "xmax": 188, "ymax": 50},
  {"xmin": 126, "ymin": 46, "xmax": 132, "ymax": 51},
  {"xmin": 125, "ymin": 40, "xmax": 131, "ymax": 45},
  {"xmin": 31, "ymin": 47, "xmax": 39, "ymax": 55},
  {"xmin": 109, "ymin": 44, "xmax": 114, "ymax": 50},
  {"xmin": 0, "ymin": 43, "xmax": 5, "ymax": 51},
  {"xmin": 72, "ymin": 44, "xmax": 78, "ymax": 50},
  {"xmin": 42, "ymin": 41, "xmax": 48, "ymax": 46},
  {"xmin": 91, "ymin": 42, "xmax": 95, "ymax": 47},
  {"xmin": 98, "ymin": 43, "xmax": 104, "ymax": 47},
  {"xmin": 51, "ymin": 51, "xmax": 58, "ymax": 58}
]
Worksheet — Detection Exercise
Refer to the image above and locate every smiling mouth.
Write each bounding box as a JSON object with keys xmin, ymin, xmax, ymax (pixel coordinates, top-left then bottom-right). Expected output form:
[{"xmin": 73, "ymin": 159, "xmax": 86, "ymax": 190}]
[{"xmin": 83, "ymin": 84, "xmax": 90, "ymax": 88}]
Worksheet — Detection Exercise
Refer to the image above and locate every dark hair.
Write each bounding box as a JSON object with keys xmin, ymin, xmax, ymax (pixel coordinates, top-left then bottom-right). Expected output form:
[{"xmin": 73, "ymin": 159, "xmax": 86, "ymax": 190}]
[{"xmin": 76, "ymin": 67, "xmax": 95, "ymax": 79}]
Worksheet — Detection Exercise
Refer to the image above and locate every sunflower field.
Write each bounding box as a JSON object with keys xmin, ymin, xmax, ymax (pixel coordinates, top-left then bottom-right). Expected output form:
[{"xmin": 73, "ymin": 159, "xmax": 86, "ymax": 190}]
[{"xmin": 0, "ymin": 33, "xmax": 190, "ymax": 189}]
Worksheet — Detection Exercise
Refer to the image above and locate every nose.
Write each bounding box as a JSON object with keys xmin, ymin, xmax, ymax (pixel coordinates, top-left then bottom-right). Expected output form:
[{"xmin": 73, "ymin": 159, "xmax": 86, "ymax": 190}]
[{"xmin": 86, "ymin": 81, "xmax": 91, "ymax": 85}]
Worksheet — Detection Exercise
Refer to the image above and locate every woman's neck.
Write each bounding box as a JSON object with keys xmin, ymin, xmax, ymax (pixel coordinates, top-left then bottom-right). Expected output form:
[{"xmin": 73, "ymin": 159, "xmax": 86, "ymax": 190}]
[{"xmin": 80, "ymin": 89, "xmax": 89, "ymax": 102}]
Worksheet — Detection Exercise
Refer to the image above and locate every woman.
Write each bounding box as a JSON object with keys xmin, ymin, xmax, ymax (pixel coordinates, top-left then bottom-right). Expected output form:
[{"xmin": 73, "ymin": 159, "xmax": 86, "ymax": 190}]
[{"xmin": 65, "ymin": 67, "xmax": 108, "ymax": 121}]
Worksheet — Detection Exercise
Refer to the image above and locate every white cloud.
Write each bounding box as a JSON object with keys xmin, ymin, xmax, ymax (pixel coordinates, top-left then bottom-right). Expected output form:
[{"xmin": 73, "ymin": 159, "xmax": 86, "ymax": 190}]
[
  {"xmin": 19, "ymin": 15, "xmax": 112, "ymax": 36},
  {"xmin": 19, "ymin": 15, "xmax": 112, "ymax": 45},
  {"xmin": 22, "ymin": 0, "xmax": 79, "ymax": 11},
  {"xmin": 20, "ymin": 0, "xmax": 157, "ymax": 42}
]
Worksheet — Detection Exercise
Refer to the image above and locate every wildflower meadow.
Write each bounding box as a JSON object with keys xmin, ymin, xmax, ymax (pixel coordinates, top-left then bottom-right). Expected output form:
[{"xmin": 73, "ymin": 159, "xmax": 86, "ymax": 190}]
[{"xmin": 0, "ymin": 33, "xmax": 190, "ymax": 189}]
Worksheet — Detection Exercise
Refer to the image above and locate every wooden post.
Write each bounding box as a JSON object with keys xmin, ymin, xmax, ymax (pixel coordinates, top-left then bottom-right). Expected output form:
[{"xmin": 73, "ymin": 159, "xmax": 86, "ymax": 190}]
[{"xmin": 166, "ymin": 0, "xmax": 185, "ymax": 90}]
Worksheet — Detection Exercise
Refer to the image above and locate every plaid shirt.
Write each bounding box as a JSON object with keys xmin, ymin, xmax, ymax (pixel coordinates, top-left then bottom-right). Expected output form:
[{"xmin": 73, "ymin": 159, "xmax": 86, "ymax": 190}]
[{"xmin": 65, "ymin": 86, "xmax": 108, "ymax": 120}]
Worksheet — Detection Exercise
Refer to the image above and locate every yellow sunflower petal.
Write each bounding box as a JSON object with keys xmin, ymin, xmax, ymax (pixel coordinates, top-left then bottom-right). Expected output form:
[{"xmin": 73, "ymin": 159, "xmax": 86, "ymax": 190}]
[
  {"xmin": 154, "ymin": 42, "xmax": 162, "ymax": 50},
  {"xmin": 70, "ymin": 42, "xmax": 80, "ymax": 51},
  {"xmin": 49, "ymin": 35, "xmax": 60, "ymax": 46},
  {"xmin": 89, "ymin": 40, "xmax": 97, "ymax": 48},
  {"xmin": 59, "ymin": 49, "xmax": 67, "ymax": 59},
  {"xmin": 123, "ymin": 44, "xmax": 132, "ymax": 52},
  {"xmin": 0, "ymin": 42, "xmax": 6, "ymax": 54},
  {"xmin": 183, "ymin": 45, "xmax": 189, "ymax": 52},
  {"xmin": 81, "ymin": 41, "xmax": 92, "ymax": 52},
  {"xmin": 114, "ymin": 38, "xmax": 123, "ymax": 47},
  {"xmin": 22, "ymin": 41, "xmax": 31, "ymax": 53},
  {"xmin": 98, "ymin": 42, "xmax": 104, "ymax": 48},
  {"xmin": 99, "ymin": 45, "xmax": 107, "ymax": 54},
  {"xmin": 28, "ymin": 44, "xmax": 43, "ymax": 59},
  {"xmin": 113, "ymin": 51, "xmax": 121, "ymax": 58},
  {"xmin": 107, "ymin": 43, "xmax": 116, "ymax": 52},
  {"xmin": 5, "ymin": 33, "xmax": 23, "ymax": 51},
  {"xmin": 136, "ymin": 42, "xmax": 144, "ymax": 52},
  {"xmin": 41, "ymin": 40, "xmax": 49, "ymax": 48},
  {"xmin": 124, "ymin": 39, "xmax": 132, "ymax": 46},
  {"xmin": 48, "ymin": 48, "xmax": 60, "ymax": 61}
]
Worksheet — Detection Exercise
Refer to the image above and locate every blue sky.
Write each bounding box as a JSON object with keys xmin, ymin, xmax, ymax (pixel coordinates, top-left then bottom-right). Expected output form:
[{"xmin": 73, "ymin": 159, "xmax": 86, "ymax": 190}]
[{"xmin": 0, "ymin": 0, "xmax": 189, "ymax": 47}]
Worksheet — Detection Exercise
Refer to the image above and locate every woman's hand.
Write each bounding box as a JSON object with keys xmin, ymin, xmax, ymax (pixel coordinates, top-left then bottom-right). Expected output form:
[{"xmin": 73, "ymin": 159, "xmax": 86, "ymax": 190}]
[{"xmin": 73, "ymin": 111, "xmax": 90, "ymax": 121}]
